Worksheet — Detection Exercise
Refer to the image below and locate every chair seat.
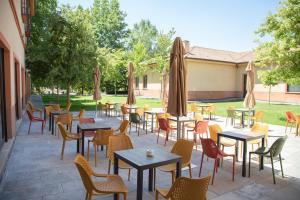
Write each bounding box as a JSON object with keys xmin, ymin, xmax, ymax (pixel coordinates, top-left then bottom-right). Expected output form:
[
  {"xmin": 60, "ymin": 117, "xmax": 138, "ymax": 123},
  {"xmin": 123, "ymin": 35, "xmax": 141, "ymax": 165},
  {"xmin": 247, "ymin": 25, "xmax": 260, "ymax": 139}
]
[
  {"xmin": 251, "ymin": 146, "xmax": 270, "ymax": 155},
  {"xmin": 185, "ymin": 122, "xmax": 195, "ymax": 128},
  {"xmin": 119, "ymin": 160, "xmax": 132, "ymax": 169},
  {"xmin": 156, "ymin": 188, "xmax": 169, "ymax": 198},
  {"xmin": 158, "ymin": 162, "xmax": 188, "ymax": 172},
  {"xmin": 220, "ymin": 138, "xmax": 236, "ymax": 147},
  {"xmin": 94, "ymin": 175, "xmax": 128, "ymax": 193},
  {"xmin": 249, "ymin": 139, "xmax": 261, "ymax": 145},
  {"xmin": 32, "ymin": 117, "xmax": 44, "ymax": 122},
  {"xmin": 67, "ymin": 133, "xmax": 81, "ymax": 140}
]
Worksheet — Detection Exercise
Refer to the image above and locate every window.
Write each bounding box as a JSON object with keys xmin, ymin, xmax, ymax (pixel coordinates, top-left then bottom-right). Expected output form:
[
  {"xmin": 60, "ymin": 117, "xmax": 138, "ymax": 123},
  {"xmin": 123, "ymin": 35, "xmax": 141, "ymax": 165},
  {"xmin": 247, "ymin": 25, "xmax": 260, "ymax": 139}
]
[
  {"xmin": 287, "ymin": 84, "xmax": 300, "ymax": 93},
  {"xmin": 143, "ymin": 75, "xmax": 147, "ymax": 89},
  {"xmin": 135, "ymin": 77, "xmax": 139, "ymax": 89}
]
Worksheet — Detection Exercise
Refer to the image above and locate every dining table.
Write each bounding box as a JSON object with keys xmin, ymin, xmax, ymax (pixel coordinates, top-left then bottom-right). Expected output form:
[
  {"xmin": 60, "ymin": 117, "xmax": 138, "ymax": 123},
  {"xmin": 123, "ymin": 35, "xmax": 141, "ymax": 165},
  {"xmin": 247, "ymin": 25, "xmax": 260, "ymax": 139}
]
[
  {"xmin": 234, "ymin": 108, "xmax": 255, "ymax": 128},
  {"xmin": 168, "ymin": 116, "xmax": 195, "ymax": 139},
  {"xmin": 143, "ymin": 108, "xmax": 165, "ymax": 133},
  {"xmin": 113, "ymin": 147, "xmax": 181, "ymax": 200},
  {"xmin": 76, "ymin": 122, "xmax": 111, "ymax": 156},
  {"xmin": 49, "ymin": 110, "xmax": 68, "ymax": 135},
  {"xmin": 197, "ymin": 104, "xmax": 211, "ymax": 114},
  {"xmin": 217, "ymin": 130, "xmax": 265, "ymax": 177}
]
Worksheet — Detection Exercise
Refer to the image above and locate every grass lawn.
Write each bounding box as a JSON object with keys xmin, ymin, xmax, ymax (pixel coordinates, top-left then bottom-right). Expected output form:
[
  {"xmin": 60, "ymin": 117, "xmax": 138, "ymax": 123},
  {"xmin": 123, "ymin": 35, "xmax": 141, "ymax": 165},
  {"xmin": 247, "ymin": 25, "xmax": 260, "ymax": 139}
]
[{"xmin": 42, "ymin": 94, "xmax": 300, "ymax": 126}]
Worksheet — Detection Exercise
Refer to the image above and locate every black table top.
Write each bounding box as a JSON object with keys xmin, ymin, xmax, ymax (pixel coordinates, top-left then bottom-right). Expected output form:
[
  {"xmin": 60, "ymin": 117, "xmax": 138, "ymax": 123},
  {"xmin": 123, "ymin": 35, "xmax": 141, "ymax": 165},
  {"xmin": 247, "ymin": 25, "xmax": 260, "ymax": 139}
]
[
  {"xmin": 78, "ymin": 122, "xmax": 111, "ymax": 130},
  {"xmin": 114, "ymin": 148, "xmax": 181, "ymax": 169},
  {"xmin": 168, "ymin": 116, "xmax": 195, "ymax": 123},
  {"xmin": 219, "ymin": 131, "xmax": 265, "ymax": 141}
]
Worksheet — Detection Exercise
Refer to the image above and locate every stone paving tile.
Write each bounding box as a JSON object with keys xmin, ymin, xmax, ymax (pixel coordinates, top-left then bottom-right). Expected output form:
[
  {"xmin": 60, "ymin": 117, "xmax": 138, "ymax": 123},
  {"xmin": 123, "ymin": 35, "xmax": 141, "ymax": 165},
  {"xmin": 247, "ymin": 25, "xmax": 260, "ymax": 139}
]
[{"xmin": 1, "ymin": 96, "xmax": 300, "ymax": 199}]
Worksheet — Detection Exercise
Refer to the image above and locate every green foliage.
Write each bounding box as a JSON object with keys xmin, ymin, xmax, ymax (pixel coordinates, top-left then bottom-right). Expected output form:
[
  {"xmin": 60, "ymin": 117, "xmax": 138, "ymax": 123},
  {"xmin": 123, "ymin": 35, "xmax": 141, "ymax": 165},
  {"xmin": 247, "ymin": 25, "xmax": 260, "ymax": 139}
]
[
  {"xmin": 258, "ymin": 70, "xmax": 279, "ymax": 86},
  {"xmin": 255, "ymin": 0, "xmax": 300, "ymax": 84},
  {"xmin": 92, "ymin": 0, "xmax": 128, "ymax": 49}
]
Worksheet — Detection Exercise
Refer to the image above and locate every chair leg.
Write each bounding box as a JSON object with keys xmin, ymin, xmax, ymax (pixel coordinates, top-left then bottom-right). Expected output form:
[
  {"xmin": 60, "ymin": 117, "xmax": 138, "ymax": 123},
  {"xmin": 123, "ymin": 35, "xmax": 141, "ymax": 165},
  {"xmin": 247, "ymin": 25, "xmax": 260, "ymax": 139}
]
[
  {"xmin": 270, "ymin": 155, "xmax": 276, "ymax": 184},
  {"xmin": 155, "ymin": 190, "xmax": 159, "ymax": 200},
  {"xmin": 85, "ymin": 192, "xmax": 88, "ymax": 200},
  {"xmin": 164, "ymin": 131, "xmax": 169, "ymax": 146},
  {"xmin": 171, "ymin": 170, "xmax": 175, "ymax": 184},
  {"xmin": 87, "ymin": 141, "xmax": 90, "ymax": 161},
  {"xmin": 212, "ymin": 159, "xmax": 217, "ymax": 185},
  {"xmin": 188, "ymin": 164, "xmax": 192, "ymax": 178},
  {"xmin": 285, "ymin": 122, "xmax": 288, "ymax": 133},
  {"xmin": 232, "ymin": 155, "xmax": 235, "ymax": 181},
  {"xmin": 279, "ymin": 154, "xmax": 284, "ymax": 178},
  {"xmin": 194, "ymin": 133, "xmax": 197, "ymax": 151},
  {"xmin": 28, "ymin": 121, "xmax": 32, "ymax": 134},
  {"xmin": 61, "ymin": 140, "xmax": 65, "ymax": 160},
  {"xmin": 41, "ymin": 121, "xmax": 44, "ymax": 134},
  {"xmin": 123, "ymin": 192, "xmax": 127, "ymax": 200},
  {"xmin": 248, "ymin": 152, "xmax": 252, "ymax": 177},
  {"xmin": 199, "ymin": 152, "xmax": 204, "ymax": 177},
  {"xmin": 128, "ymin": 169, "xmax": 131, "ymax": 181},
  {"xmin": 108, "ymin": 160, "xmax": 111, "ymax": 174},
  {"xmin": 157, "ymin": 129, "xmax": 160, "ymax": 144}
]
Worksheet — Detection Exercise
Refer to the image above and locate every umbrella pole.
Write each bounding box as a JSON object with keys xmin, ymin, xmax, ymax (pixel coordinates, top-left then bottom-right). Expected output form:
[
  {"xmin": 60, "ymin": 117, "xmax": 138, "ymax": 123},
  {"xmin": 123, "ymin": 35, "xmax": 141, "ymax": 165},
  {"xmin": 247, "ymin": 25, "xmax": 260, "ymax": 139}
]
[{"xmin": 177, "ymin": 116, "xmax": 180, "ymax": 140}]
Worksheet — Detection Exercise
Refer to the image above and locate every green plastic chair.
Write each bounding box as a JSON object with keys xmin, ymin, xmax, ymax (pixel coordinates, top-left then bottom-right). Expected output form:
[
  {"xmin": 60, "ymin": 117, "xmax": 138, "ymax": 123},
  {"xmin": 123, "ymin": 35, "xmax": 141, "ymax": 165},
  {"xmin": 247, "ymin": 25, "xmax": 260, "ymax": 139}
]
[
  {"xmin": 129, "ymin": 113, "xmax": 143, "ymax": 136},
  {"xmin": 248, "ymin": 135, "xmax": 287, "ymax": 184}
]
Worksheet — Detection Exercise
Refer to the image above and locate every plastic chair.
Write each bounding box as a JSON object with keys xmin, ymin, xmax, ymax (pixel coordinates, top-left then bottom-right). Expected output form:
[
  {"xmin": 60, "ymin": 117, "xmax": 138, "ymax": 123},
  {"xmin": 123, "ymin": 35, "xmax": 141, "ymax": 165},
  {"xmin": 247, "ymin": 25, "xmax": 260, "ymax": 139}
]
[
  {"xmin": 285, "ymin": 111, "xmax": 296, "ymax": 133},
  {"xmin": 156, "ymin": 139, "xmax": 194, "ymax": 185},
  {"xmin": 249, "ymin": 136, "xmax": 287, "ymax": 184},
  {"xmin": 79, "ymin": 118, "xmax": 96, "ymax": 137},
  {"xmin": 97, "ymin": 102, "xmax": 108, "ymax": 116},
  {"xmin": 155, "ymin": 175, "xmax": 211, "ymax": 200},
  {"xmin": 296, "ymin": 116, "xmax": 300, "ymax": 136},
  {"xmin": 45, "ymin": 106, "xmax": 54, "ymax": 120},
  {"xmin": 251, "ymin": 111, "xmax": 264, "ymax": 124},
  {"xmin": 87, "ymin": 129, "xmax": 113, "ymax": 166},
  {"xmin": 226, "ymin": 106, "xmax": 241, "ymax": 126},
  {"xmin": 114, "ymin": 120, "xmax": 130, "ymax": 135},
  {"xmin": 129, "ymin": 112, "xmax": 143, "ymax": 136},
  {"xmin": 58, "ymin": 122, "xmax": 81, "ymax": 160},
  {"xmin": 26, "ymin": 109, "xmax": 45, "ymax": 134},
  {"xmin": 185, "ymin": 113, "xmax": 203, "ymax": 131},
  {"xmin": 63, "ymin": 102, "xmax": 72, "ymax": 111},
  {"xmin": 72, "ymin": 108, "xmax": 85, "ymax": 121},
  {"xmin": 157, "ymin": 117, "xmax": 176, "ymax": 146},
  {"xmin": 55, "ymin": 113, "xmax": 73, "ymax": 138},
  {"xmin": 249, "ymin": 123, "xmax": 269, "ymax": 150},
  {"xmin": 114, "ymin": 103, "xmax": 121, "ymax": 116},
  {"xmin": 186, "ymin": 120, "xmax": 209, "ymax": 150},
  {"xmin": 107, "ymin": 135, "xmax": 133, "ymax": 181},
  {"xmin": 121, "ymin": 105, "xmax": 129, "ymax": 120},
  {"xmin": 209, "ymin": 124, "xmax": 236, "ymax": 165},
  {"xmin": 74, "ymin": 154, "xmax": 128, "ymax": 200},
  {"xmin": 199, "ymin": 138, "xmax": 235, "ymax": 185},
  {"xmin": 204, "ymin": 104, "xmax": 215, "ymax": 120},
  {"xmin": 27, "ymin": 101, "xmax": 42, "ymax": 117}
]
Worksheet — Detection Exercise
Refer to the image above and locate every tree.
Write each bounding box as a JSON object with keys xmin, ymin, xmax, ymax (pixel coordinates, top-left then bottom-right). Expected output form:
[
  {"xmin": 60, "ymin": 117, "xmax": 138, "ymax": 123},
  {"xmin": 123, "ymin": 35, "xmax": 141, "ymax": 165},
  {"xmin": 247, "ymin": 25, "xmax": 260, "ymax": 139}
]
[
  {"xmin": 92, "ymin": 0, "xmax": 128, "ymax": 49},
  {"xmin": 258, "ymin": 70, "xmax": 279, "ymax": 104},
  {"xmin": 255, "ymin": 0, "xmax": 300, "ymax": 84}
]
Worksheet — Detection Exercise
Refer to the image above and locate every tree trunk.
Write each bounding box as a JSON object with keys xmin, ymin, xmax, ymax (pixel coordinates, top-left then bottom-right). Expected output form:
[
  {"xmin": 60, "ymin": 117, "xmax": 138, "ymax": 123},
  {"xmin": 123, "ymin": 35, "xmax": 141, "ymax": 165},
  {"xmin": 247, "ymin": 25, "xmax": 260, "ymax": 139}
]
[
  {"xmin": 81, "ymin": 85, "xmax": 84, "ymax": 96},
  {"xmin": 51, "ymin": 86, "xmax": 54, "ymax": 95},
  {"xmin": 114, "ymin": 81, "xmax": 117, "ymax": 96},
  {"xmin": 268, "ymin": 85, "xmax": 271, "ymax": 104},
  {"xmin": 66, "ymin": 82, "xmax": 71, "ymax": 104},
  {"xmin": 56, "ymin": 85, "xmax": 59, "ymax": 103}
]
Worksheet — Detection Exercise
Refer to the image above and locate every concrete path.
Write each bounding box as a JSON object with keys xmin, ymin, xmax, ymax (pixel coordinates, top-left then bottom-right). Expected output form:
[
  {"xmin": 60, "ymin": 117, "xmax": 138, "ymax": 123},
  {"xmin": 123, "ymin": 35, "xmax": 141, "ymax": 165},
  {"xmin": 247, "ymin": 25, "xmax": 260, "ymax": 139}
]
[{"xmin": 0, "ymin": 95, "xmax": 300, "ymax": 200}]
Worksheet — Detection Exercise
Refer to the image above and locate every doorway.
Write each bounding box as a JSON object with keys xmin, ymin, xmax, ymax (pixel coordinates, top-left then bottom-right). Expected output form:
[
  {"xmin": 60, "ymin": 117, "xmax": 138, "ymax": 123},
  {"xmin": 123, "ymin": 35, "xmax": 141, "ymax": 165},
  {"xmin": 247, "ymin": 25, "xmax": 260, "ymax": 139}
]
[
  {"xmin": 243, "ymin": 74, "xmax": 247, "ymax": 97},
  {"xmin": 0, "ymin": 48, "xmax": 7, "ymax": 148},
  {"xmin": 15, "ymin": 62, "xmax": 19, "ymax": 119}
]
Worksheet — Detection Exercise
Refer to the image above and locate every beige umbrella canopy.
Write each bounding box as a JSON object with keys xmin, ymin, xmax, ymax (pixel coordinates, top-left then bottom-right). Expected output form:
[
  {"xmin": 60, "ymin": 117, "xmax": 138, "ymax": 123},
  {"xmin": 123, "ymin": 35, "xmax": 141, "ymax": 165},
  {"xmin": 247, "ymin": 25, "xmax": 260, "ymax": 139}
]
[
  {"xmin": 127, "ymin": 62, "xmax": 136, "ymax": 105},
  {"xmin": 243, "ymin": 61, "xmax": 256, "ymax": 108},
  {"xmin": 93, "ymin": 66, "xmax": 101, "ymax": 101}
]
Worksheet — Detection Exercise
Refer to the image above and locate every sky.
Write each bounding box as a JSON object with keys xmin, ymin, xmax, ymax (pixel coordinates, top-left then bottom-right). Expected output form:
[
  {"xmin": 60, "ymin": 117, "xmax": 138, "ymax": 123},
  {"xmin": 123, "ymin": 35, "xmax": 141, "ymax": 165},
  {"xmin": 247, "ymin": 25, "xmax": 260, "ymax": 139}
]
[{"xmin": 58, "ymin": 0, "xmax": 281, "ymax": 52}]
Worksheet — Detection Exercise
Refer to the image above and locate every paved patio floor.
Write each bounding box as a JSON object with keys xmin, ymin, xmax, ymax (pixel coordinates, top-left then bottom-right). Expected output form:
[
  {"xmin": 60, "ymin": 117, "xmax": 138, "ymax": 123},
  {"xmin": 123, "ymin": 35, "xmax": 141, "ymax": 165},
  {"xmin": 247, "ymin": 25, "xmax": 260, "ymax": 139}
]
[{"xmin": 0, "ymin": 96, "xmax": 300, "ymax": 200}]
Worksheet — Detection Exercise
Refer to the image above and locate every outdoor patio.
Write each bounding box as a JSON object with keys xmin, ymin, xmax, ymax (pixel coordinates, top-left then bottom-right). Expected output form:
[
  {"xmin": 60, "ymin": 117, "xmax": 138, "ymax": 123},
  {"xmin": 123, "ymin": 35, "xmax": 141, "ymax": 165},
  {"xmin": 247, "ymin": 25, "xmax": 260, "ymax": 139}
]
[{"xmin": 0, "ymin": 96, "xmax": 300, "ymax": 200}]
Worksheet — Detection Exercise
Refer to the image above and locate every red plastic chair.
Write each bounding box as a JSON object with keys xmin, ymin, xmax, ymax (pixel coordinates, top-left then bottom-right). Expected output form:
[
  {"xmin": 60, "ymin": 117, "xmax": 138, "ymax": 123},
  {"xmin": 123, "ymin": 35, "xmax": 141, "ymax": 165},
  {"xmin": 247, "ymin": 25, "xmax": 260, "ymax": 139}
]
[
  {"xmin": 199, "ymin": 138, "xmax": 235, "ymax": 185},
  {"xmin": 285, "ymin": 112, "xmax": 296, "ymax": 133},
  {"xmin": 79, "ymin": 118, "xmax": 95, "ymax": 137},
  {"xmin": 27, "ymin": 109, "xmax": 45, "ymax": 134},
  {"xmin": 157, "ymin": 118, "xmax": 176, "ymax": 145},
  {"xmin": 187, "ymin": 121, "xmax": 209, "ymax": 150}
]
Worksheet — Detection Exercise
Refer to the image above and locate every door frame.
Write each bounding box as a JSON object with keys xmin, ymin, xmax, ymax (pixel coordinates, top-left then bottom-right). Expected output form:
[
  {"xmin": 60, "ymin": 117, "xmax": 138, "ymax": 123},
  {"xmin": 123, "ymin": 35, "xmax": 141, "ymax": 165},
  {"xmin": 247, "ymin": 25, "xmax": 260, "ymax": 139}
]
[
  {"xmin": 0, "ymin": 48, "xmax": 7, "ymax": 144},
  {"xmin": 243, "ymin": 74, "xmax": 247, "ymax": 98}
]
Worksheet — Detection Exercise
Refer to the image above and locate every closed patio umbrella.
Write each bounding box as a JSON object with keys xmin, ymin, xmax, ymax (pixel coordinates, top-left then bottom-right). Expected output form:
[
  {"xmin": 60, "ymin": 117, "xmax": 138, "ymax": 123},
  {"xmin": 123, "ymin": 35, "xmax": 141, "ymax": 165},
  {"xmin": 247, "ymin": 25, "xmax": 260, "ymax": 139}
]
[
  {"xmin": 243, "ymin": 61, "xmax": 256, "ymax": 108},
  {"xmin": 167, "ymin": 37, "xmax": 187, "ymax": 139},
  {"xmin": 127, "ymin": 62, "xmax": 136, "ymax": 105},
  {"xmin": 93, "ymin": 66, "xmax": 101, "ymax": 117},
  {"xmin": 162, "ymin": 67, "xmax": 169, "ymax": 109}
]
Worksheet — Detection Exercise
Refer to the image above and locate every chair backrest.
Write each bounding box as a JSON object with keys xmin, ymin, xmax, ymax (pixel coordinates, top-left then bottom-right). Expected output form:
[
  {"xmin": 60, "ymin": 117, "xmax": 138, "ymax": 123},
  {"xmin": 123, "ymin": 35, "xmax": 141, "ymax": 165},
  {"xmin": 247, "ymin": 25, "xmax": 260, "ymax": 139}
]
[
  {"xmin": 107, "ymin": 135, "xmax": 133, "ymax": 161},
  {"xmin": 93, "ymin": 129, "xmax": 113, "ymax": 146},
  {"xmin": 251, "ymin": 123, "xmax": 268, "ymax": 137},
  {"xmin": 195, "ymin": 113, "xmax": 203, "ymax": 122},
  {"xmin": 167, "ymin": 176, "xmax": 211, "ymax": 200},
  {"xmin": 98, "ymin": 102, "xmax": 104, "ymax": 109},
  {"xmin": 27, "ymin": 101, "xmax": 34, "ymax": 110},
  {"xmin": 171, "ymin": 139, "xmax": 194, "ymax": 166},
  {"xmin": 129, "ymin": 113, "xmax": 141, "ymax": 123},
  {"xmin": 191, "ymin": 103, "xmax": 197, "ymax": 113},
  {"xmin": 208, "ymin": 124, "xmax": 222, "ymax": 143},
  {"xmin": 121, "ymin": 105, "xmax": 129, "ymax": 114},
  {"xmin": 254, "ymin": 111, "xmax": 264, "ymax": 121},
  {"xmin": 200, "ymin": 138, "xmax": 220, "ymax": 159},
  {"xmin": 286, "ymin": 111, "xmax": 295, "ymax": 122},
  {"xmin": 74, "ymin": 154, "xmax": 96, "ymax": 194},
  {"xmin": 205, "ymin": 104, "xmax": 214, "ymax": 112},
  {"xmin": 136, "ymin": 108, "xmax": 144, "ymax": 116},
  {"xmin": 78, "ymin": 109, "xmax": 85, "ymax": 119},
  {"xmin": 227, "ymin": 108, "xmax": 236, "ymax": 118},
  {"xmin": 56, "ymin": 113, "xmax": 72, "ymax": 126},
  {"xmin": 45, "ymin": 106, "xmax": 53, "ymax": 117},
  {"xmin": 158, "ymin": 117, "xmax": 170, "ymax": 131},
  {"xmin": 79, "ymin": 118, "xmax": 95, "ymax": 123},
  {"xmin": 26, "ymin": 109, "xmax": 34, "ymax": 121},
  {"xmin": 65, "ymin": 102, "xmax": 72, "ymax": 111},
  {"xmin": 194, "ymin": 121, "xmax": 209, "ymax": 134},
  {"xmin": 270, "ymin": 136, "xmax": 288, "ymax": 157},
  {"xmin": 51, "ymin": 104, "xmax": 61, "ymax": 111},
  {"xmin": 57, "ymin": 122, "xmax": 69, "ymax": 140},
  {"xmin": 144, "ymin": 104, "xmax": 150, "ymax": 111},
  {"xmin": 119, "ymin": 120, "xmax": 129, "ymax": 135},
  {"xmin": 114, "ymin": 103, "xmax": 121, "ymax": 111}
]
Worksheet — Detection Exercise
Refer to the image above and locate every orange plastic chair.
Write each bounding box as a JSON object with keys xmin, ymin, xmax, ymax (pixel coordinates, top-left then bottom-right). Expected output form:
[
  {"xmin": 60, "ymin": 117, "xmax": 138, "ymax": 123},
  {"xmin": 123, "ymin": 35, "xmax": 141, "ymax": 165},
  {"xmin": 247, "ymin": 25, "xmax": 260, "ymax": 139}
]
[
  {"xmin": 58, "ymin": 122, "xmax": 81, "ymax": 160},
  {"xmin": 87, "ymin": 129, "xmax": 113, "ymax": 166},
  {"xmin": 73, "ymin": 108, "xmax": 85, "ymax": 121},
  {"xmin": 55, "ymin": 113, "xmax": 73, "ymax": 138},
  {"xmin": 251, "ymin": 111, "xmax": 264, "ymax": 124},
  {"xmin": 186, "ymin": 120, "xmax": 209, "ymax": 150},
  {"xmin": 155, "ymin": 175, "xmax": 211, "ymax": 200},
  {"xmin": 114, "ymin": 120, "xmax": 130, "ymax": 135},
  {"xmin": 249, "ymin": 123, "xmax": 269, "ymax": 149},
  {"xmin": 156, "ymin": 139, "xmax": 194, "ymax": 185},
  {"xmin": 26, "ymin": 109, "xmax": 45, "ymax": 134},
  {"xmin": 63, "ymin": 102, "xmax": 72, "ymax": 111},
  {"xmin": 79, "ymin": 118, "xmax": 96, "ymax": 137},
  {"xmin": 107, "ymin": 135, "xmax": 133, "ymax": 181},
  {"xmin": 285, "ymin": 111, "xmax": 296, "ymax": 133},
  {"xmin": 199, "ymin": 138, "xmax": 235, "ymax": 185},
  {"xmin": 157, "ymin": 118, "xmax": 176, "ymax": 146},
  {"xmin": 121, "ymin": 105, "xmax": 129, "ymax": 120},
  {"xmin": 296, "ymin": 116, "xmax": 300, "ymax": 136},
  {"xmin": 74, "ymin": 154, "xmax": 128, "ymax": 200}
]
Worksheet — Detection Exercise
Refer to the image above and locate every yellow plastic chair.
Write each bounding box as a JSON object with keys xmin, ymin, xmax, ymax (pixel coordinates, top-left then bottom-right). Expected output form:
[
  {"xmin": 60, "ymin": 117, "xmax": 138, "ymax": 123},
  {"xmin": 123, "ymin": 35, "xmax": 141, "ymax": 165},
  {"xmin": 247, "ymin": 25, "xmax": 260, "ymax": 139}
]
[
  {"xmin": 45, "ymin": 106, "xmax": 53, "ymax": 120},
  {"xmin": 74, "ymin": 154, "xmax": 128, "ymax": 200},
  {"xmin": 87, "ymin": 129, "xmax": 113, "ymax": 167},
  {"xmin": 204, "ymin": 104, "xmax": 215, "ymax": 120},
  {"xmin": 55, "ymin": 113, "xmax": 73, "ymax": 138},
  {"xmin": 63, "ymin": 102, "xmax": 72, "ymax": 111},
  {"xmin": 72, "ymin": 108, "xmax": 85, "ymax": 121},
  {"xmin": 57, "ymin": 122, "xmax": 81, "ymax": 160},
  {"xmin": 156, "ymin": 139, "xmax": 194, "ymax": 184},
  {"xmin": 114, "ymin": 120, "xmax": 130, "ymax": 135},
  {"xmin": 155, "ymin": 175, "xmax": 211, "ymax": 200},
  {"xmin": 185, "ymin": 112, "xmax": 203, "ymax": 132},
  {"xmin": 27, "ymin": 101, "xmax": 42, "ymax": 117},
  {"xmin": 251, "ymin": 111, "xmax": 264, "ymax": 123},
  {"xmin": 51, "ymin": 104, "xmax": 61, "ymax": 111},
  {"xmin": 107, "ymin": 135, "xmax": 133, "ymax": 181},
  {"xmin": 249, "ymin": 123, "xmax": 269, "ymax": 150}
]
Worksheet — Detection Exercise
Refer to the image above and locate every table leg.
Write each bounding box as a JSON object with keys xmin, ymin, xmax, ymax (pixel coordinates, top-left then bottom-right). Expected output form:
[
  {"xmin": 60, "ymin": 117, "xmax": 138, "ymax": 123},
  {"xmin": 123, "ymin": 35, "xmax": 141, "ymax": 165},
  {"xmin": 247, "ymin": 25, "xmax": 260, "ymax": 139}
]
[
  {"xmin": 148, "ymin": 168, "xmax": 153, "ymax": 191},
  {"xmin": 176, "ymin": 160, "xmax": 182, "ymax": 178},
  {"xmin": 151, "ymin": 114, "xmax": 154, "ymax": 133},
  {"xmin": 77, "ymin": 126, "xmax": 80, "ymax": 153},
  {"xmin": 177, "ymin": 119, "xmax": 181, "ymax": 140},
  {"xmin": 201, "ymin": 107, "xmax": 204, "ymax": 115},
  {"xmin": 51, "ymin": 114, "xmax": 54, "ymax": 135},
  {"xmin": 81, "ymin": 131, "xmax": 85, "ymax": 156},
  {"xmin": 137, "ymin": 169, "xmax": 143, "ymax": 200},
  {"xmin": 242, "ymin": 140, "xmax": 247, "ymax": 177},
  {"xmin": 241, "ymin": 112, "xmax": 245, "ymax": 128},
  {"xmin": 44, "ymin": 108, "xmax": 46, "ymax": 121},
  {"xmin": 113, "ymin": 154, "xmax": 119, "ymax": 200},
  {"xmin": 49, "ymin": 113, "xmax": 51, "ymax": 131},
  {"xmin": 260, "ymin": 137, "xmax": 265, "ymax": 170},
  {"xmin": 143, "ymin": 112, "xmax": 145, "ymax": 130}
]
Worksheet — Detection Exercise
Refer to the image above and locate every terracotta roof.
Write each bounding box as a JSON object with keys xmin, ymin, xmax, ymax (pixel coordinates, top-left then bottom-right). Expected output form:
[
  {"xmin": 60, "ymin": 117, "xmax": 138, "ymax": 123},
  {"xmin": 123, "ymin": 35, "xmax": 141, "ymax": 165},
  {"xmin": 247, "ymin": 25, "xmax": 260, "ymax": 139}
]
[{"xmin": 185, "ymin": 46, "xmax": 253, "ymax": 64}]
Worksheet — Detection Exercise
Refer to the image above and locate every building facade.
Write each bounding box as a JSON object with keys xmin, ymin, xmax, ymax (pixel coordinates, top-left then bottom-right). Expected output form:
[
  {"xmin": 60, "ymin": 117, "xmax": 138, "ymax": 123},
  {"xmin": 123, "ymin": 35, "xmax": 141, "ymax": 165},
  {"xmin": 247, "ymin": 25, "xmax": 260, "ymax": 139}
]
[
  {"xmin": 135, "ymin": 41, "xmax": 300, "ymax": 103},
  {"xmin": 0, "ymin": 0, "xmax": 34, "ymax": 151}
]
